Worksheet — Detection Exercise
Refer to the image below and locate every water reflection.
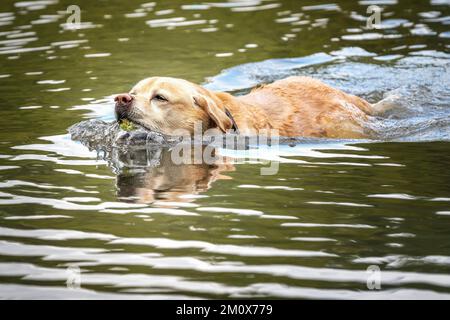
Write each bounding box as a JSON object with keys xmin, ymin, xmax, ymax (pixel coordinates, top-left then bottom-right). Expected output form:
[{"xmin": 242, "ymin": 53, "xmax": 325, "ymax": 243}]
[{"xmin": 116, "ymin": 148, "xmax": 235, "ymax": 204}]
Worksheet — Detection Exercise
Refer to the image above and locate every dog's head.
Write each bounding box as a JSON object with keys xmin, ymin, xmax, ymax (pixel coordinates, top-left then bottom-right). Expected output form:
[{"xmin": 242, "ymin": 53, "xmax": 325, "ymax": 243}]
[{"xmin": 115, "ymin": 77, "xmax": 236, "ymax": 135}]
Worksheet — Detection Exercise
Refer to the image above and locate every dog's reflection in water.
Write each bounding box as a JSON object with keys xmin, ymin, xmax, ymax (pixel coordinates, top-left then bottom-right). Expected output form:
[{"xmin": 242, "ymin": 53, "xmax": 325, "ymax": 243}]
[{"xmin": 115, "ymin": 146, "xmax": 235, "ymax": 204}]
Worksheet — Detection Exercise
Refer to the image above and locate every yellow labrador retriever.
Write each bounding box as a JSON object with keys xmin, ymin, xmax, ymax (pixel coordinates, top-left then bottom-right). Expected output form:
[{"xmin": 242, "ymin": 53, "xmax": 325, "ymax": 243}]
[{"xmin": 115, "ymin": 76, "xmax": 388, "ymax": 138}]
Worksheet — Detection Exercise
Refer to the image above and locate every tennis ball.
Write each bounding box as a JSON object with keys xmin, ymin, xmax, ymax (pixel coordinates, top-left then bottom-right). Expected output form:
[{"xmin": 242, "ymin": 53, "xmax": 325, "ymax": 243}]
[{"xmin": 119, "ymin": 119, "xmax": 137, "ymax": 131}]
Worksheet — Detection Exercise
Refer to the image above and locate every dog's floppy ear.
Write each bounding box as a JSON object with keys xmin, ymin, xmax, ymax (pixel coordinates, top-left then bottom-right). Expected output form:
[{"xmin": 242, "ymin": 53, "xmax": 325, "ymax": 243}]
[{"xmin": 194, "ymin": 95, "xmax": 233, "ymax": 133}]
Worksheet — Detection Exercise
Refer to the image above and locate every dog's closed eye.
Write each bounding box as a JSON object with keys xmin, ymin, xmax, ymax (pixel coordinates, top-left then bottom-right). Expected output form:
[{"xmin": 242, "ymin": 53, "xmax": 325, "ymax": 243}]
[{"xmin": 152, "ymin": 94, "xmax": 168, "ymax": 102}]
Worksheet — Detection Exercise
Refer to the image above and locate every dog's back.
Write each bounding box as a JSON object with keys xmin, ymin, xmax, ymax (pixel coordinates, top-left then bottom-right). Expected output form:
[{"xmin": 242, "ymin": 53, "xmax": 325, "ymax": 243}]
[{"xmin": 239, "ymin": 76, "xmax": 376, "ymax": 138}]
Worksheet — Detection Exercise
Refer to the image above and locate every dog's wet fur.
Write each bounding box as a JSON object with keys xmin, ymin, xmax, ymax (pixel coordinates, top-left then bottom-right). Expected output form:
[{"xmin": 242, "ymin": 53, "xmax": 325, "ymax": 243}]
[{"xmin": 115, "ymin": 76, "xmax": 390, "ymax": 139}]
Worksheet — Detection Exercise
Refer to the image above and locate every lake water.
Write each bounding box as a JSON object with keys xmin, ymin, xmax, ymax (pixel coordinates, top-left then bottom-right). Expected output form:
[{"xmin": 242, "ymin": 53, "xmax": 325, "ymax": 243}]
[{"xmin": 0, "ymin": 0, "xmax": 450, "ymax": 299}]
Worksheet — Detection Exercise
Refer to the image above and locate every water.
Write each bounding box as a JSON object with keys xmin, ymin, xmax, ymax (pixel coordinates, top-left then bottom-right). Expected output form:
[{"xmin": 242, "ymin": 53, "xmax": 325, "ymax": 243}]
[{"xmin": 0, "ymin": 0, "xmax": 450, "ymax": 299}]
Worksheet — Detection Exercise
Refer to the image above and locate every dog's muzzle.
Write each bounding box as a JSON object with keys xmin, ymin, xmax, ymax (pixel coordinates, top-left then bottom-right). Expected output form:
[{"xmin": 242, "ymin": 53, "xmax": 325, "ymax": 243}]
[{"xmin": 114, "ymin": 93, "xmax": 133, "ymax": 121}]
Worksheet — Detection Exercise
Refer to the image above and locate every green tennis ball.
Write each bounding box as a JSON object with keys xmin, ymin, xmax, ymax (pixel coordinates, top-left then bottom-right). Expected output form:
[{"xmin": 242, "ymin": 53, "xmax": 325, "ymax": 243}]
[{"xmin": 119, "ymin": 119, "xmax": 137, "ymax": 131}]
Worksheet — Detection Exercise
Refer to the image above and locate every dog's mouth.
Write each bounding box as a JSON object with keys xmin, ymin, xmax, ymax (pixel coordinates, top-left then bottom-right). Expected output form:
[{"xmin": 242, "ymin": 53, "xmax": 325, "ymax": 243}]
[
  {"xmin": 115, "ymin": 104, "xmax": 145, "ymax": 130},
  {"xmin": 117, "ymin": 115, "xmax": 141, "ymax": 129},
  {"xmin": 116, "ymin": 114, "xmax": 155, "ymax": 133},
  {"xmin": 114, "ymin": 103, "xmax": 163, "ymax": 133},
  {"xmin": 115, "ymin": 104, "xmax": 132, "ymax": 122}
]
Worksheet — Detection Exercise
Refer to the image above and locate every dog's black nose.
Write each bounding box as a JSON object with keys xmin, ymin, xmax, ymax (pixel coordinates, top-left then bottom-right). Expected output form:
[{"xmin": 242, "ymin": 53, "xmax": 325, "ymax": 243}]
[{"xmin": 115, "ymin": 93, "xmax": 133, "ymax": 106}]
